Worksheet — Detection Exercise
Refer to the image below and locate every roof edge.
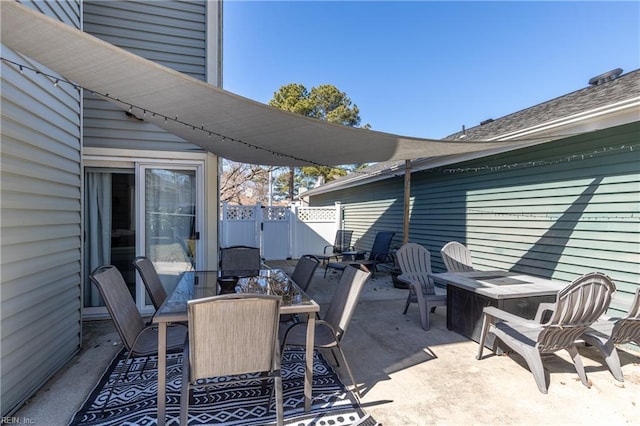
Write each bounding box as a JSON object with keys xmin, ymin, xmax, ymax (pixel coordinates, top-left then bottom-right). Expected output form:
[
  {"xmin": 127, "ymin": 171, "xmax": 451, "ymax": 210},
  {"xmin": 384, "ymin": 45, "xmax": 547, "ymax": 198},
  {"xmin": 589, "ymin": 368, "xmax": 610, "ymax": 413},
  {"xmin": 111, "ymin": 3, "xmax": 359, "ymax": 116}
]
[{"xmin": 302, "ymin": 100, "xmax": 640, "ymax": 198}]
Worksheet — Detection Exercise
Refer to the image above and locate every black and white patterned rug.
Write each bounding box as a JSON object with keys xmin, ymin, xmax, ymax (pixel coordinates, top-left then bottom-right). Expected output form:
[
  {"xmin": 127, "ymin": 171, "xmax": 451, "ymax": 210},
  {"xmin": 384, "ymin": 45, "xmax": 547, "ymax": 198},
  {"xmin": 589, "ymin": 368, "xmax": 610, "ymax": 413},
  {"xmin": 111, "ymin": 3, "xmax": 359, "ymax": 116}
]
[{"xmin": 69, "ymin": 347, "xmax": 378, "ymax": 425}]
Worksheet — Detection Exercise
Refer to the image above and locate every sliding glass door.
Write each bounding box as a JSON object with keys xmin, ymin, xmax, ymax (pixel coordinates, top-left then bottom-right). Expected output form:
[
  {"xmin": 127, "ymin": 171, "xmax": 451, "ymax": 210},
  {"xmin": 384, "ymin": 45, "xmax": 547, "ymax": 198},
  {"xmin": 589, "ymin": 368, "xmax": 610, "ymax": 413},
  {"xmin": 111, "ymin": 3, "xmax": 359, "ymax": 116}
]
[
  {"xmin": 138, "ymin": 165, "xmax": 202, "ymax": 305},
  {"xmin": 83, "ymin": 161, "xmax": 203, "ymax": 317}
]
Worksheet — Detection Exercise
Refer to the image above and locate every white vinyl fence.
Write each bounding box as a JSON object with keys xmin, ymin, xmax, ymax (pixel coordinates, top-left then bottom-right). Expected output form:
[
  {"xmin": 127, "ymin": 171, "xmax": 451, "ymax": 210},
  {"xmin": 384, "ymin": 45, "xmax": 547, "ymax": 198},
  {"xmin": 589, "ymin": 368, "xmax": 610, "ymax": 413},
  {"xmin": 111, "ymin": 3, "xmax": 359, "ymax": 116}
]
[{"xmin": 220, "ymin": 202, "xmax": 342, "ymax": 260}]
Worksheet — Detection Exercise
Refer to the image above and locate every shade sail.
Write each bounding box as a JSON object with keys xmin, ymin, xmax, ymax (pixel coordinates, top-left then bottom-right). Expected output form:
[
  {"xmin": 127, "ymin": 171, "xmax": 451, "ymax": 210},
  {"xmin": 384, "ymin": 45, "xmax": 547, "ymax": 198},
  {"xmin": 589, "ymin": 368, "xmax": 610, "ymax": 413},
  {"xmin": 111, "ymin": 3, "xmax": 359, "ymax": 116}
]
[{"xmin": 1, "ymin": 1, "xmax": 555, "ymax": 166}]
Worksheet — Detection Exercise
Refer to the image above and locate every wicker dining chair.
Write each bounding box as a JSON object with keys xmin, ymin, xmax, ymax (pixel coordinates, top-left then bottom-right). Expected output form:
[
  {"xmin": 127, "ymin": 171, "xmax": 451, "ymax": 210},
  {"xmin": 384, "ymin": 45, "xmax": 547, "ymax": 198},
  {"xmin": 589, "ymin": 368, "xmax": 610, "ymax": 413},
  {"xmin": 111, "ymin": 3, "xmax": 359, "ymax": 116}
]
[
  {"xmin": 290, "ymin": 255, "xmax": 320, "ymax": 292},
  {"xmin": 281, "ymin": 255, "xmax": 320, "ymax": 323},
  {"xmin": 219, "ymin": 245, "xmax": 261, "ymax": 277}
]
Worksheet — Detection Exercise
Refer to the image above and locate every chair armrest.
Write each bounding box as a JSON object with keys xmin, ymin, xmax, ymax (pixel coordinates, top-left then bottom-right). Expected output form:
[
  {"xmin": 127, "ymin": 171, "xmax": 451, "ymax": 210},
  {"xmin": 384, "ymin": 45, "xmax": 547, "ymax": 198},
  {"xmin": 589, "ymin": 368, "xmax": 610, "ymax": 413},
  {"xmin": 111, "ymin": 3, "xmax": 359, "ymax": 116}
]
[
  {"xmin": 315, "ymin": 319, "xmax": 342, "ymax": 339},
  {"xmin": 373, "ymin": 253, "xmax": 393, "ymax": 263},
  {"xmin": 281, "ymin": 318, "xmax": 341, "ymax": 346},
  {"xmin": 260, "ymin": 262, "xmax": 272, "ymax": 270},
  {"xmin": 341, "ymin": 250, "xmax": 367, "ymax": 261},
  {"xmin": 323, "ymin": 244, "xmax": 335, "ymax": 254},
  {"xmin": 397, "ymin": 274, "xmax": 411, "ymax": 285},
  {"xmin": 534, "ymin": 302, "xmax": 556, "ymax": 323},
  {"xmin": 398, "ymin": 273, "xmax": 431, "ymax": 283},
  {"xmin": 482, "ymin": 306, "xmax": 540, "ymax": 329}
]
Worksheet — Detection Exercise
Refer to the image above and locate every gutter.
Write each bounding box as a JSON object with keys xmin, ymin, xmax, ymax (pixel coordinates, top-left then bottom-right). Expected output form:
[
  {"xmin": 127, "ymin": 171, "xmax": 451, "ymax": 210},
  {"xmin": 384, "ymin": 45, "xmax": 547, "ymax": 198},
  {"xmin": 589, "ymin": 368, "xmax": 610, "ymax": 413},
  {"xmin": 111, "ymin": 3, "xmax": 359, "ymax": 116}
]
[{"xmin": 487, "ymin": 97, "xmax": 640, "ymax": 141}]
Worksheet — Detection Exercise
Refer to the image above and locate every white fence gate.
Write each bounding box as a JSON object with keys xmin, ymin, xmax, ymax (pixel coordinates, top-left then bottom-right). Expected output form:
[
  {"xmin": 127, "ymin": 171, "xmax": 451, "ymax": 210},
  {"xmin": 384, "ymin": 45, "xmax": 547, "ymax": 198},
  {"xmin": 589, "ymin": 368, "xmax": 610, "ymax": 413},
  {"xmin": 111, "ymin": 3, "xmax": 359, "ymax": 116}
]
[
  {"xmin": 262, "ymin": 205, "xmax": 291, "ymax": 260},
  {"xmin": 220, "ymin": 202, "xmax": 342, "ymax": 260}
]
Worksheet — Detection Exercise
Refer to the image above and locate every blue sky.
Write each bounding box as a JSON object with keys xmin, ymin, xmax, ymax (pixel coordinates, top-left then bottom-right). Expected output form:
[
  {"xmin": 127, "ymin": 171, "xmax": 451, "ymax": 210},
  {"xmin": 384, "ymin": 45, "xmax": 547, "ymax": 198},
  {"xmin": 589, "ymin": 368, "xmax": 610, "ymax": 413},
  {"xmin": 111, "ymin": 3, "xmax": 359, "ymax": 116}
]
[{"xmin": 223, "ymin": 1, "xmax": 640, "ymax": 139}]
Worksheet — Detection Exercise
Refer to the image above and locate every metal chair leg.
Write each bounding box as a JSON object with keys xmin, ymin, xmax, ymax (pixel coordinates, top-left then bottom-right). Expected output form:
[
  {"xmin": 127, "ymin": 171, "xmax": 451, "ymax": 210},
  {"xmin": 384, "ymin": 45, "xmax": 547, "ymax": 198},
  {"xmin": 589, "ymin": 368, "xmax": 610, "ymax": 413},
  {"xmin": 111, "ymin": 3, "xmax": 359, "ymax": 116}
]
[
  {"xmin": 403, "ymin": 293, "xmax": 411, "ymax": 314},
  {"xmin": 100, "ymin": 349, "xmax": 137, "ymax": 418},
  {"xmin": 335, "ymin": 343, "xmax": 361, "ymax": 398}
]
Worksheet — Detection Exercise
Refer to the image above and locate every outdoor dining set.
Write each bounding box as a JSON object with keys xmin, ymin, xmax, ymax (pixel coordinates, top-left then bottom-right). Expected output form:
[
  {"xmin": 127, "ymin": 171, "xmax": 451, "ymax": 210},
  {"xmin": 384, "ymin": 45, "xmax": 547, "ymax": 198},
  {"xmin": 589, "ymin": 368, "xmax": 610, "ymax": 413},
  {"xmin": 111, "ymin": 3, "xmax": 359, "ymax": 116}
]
[
  {"xmin": 87, "ymin": 231, "xmax": 639, "ymax": 424},
  {"xmin": 89, "ymin": 244, "xmax": 372, "ymax": 425}
]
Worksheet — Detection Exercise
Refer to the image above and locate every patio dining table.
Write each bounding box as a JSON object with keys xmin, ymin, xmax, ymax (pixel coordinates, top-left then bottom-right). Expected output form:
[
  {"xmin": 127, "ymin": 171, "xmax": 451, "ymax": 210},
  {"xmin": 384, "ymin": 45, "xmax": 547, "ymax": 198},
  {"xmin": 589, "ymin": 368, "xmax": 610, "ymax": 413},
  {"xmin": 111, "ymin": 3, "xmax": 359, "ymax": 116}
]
[
  {"xmin": 153, "ymin": 269, "xmax": 320, "ymax": 426},
  {"xmin": 431, "ymin": 270, "xmax": 567, "ymax": 343}
]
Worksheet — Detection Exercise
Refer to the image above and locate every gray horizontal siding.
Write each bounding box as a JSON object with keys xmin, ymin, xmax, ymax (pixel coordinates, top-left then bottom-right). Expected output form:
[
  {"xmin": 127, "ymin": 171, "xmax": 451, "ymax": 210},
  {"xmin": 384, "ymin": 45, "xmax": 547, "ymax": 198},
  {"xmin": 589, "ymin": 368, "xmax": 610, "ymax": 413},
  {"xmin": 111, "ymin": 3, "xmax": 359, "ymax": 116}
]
[
  {"xmin": 83, "ymin": 0, "xmax": 206, "ymax": 78},
  {"xmin": 28, "ymin": 0, "xmax": 81, "ymax": 27},
  {"xmin": 311, "ymin": 122, "xmax": 640, "ymax": 316},
  {"xmin": 82, "ymin": 0, "xmax": 205, "ymax": 151},
  {"xmin": 1, "ymin": 0, "xmax": 82, "ymax": 416}
]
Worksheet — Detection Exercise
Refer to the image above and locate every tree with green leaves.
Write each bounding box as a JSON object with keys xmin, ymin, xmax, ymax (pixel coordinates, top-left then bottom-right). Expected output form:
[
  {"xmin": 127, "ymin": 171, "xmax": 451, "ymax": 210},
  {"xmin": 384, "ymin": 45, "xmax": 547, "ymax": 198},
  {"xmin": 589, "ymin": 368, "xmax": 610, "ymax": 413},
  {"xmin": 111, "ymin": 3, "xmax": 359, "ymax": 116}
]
[{"xmin": 268, "ymin": 83, "xmax": 368, "ymax": 200}]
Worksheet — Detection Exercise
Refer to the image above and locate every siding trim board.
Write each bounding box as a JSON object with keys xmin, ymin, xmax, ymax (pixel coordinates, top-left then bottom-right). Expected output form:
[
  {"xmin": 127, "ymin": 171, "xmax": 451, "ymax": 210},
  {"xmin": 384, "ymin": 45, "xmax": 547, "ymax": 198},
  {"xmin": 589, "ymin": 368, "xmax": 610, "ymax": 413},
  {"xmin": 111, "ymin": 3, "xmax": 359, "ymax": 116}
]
[{"xmin": 310, "ymin": 122, "xmax": 640, "ymax": 316}]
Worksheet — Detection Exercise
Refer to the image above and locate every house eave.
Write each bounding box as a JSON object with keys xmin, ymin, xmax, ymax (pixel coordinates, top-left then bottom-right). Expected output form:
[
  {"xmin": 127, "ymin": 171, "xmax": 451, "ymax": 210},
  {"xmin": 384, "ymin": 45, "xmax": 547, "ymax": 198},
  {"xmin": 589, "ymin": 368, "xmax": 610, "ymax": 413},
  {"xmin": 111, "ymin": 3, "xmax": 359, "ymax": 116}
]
[
  {"xmin": 485, "ymin": 97, "xmax": 640, "ymax": 141},
  {"xmin": 302, "ymin": 100, "xmax": 640, "ymax": 199}
]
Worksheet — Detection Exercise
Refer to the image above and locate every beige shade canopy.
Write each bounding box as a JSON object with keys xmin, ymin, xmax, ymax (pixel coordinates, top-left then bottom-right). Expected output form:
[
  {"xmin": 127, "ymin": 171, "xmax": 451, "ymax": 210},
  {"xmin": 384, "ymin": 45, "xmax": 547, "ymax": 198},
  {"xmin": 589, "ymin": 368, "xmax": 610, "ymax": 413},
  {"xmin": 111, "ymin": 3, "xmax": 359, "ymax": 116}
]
[{"xmin": 0, "ymin": 1, "xmax": 555, "ymax": 166}]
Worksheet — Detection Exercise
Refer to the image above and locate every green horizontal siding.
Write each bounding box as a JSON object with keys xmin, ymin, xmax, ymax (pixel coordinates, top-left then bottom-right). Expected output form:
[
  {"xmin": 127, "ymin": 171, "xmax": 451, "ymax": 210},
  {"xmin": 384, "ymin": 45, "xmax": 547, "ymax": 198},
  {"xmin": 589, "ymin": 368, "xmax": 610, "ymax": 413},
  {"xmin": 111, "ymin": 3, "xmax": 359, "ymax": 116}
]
[{"xmin": 311, "ymin": 122, "xmax": 640, "ymax": 316}]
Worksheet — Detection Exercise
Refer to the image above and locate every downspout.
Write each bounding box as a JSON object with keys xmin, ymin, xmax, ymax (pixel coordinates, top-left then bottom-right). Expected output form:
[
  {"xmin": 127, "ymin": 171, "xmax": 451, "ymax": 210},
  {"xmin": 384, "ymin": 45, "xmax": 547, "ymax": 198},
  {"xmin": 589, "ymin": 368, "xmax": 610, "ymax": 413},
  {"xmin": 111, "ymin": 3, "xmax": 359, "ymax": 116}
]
[{"xmin": 403, "ymin": 159, "xmax": 411, "ymax": 245}]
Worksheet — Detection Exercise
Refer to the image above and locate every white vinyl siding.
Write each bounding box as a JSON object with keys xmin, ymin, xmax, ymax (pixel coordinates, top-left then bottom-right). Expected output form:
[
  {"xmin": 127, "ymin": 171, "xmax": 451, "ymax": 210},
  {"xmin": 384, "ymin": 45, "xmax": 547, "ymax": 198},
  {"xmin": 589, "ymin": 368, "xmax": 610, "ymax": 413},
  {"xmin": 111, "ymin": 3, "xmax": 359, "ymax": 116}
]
[
  {"xmin": 310, "ymin": 122, "xmax": 640, "ymax": 316},
  {"xmin": 82, "ymin": 0, "xmax": 206, "ymax": 151},
  {"xmin": 0, "ymin": 1, "xmax": 82, "ymax": 416}
]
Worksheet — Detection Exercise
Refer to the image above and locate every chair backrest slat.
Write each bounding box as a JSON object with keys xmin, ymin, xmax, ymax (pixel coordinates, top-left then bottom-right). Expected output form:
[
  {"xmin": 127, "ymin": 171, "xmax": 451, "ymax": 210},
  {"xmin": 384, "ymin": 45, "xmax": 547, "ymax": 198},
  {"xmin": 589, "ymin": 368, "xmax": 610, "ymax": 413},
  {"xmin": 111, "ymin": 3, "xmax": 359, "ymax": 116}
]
[
  {"xmin": 611, "ymin": 287, "xmax": 640, "ymax": 345},
  {"xmin": 187, "ymin": 294, "xmax": 281, "ymax": 381},
  {"xmin": 628, "ymin": 288, "xmax": 640, "ymax": 318},
  {"xmin": 538, "ymin": 272, "xmax": 615, "ymax": 352},
  {"xmin": 396, "ymin": 243, "xmax": 436, "ymax": 295}
]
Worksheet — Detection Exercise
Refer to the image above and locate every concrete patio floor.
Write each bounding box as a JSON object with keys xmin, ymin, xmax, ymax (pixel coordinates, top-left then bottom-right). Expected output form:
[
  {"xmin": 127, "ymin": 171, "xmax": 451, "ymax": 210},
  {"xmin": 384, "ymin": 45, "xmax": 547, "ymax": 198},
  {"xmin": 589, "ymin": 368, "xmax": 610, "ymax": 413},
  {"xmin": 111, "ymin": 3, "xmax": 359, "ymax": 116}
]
[{"xmin": 15, "ymin": 261, "xmax": 640, "ymax": 425}]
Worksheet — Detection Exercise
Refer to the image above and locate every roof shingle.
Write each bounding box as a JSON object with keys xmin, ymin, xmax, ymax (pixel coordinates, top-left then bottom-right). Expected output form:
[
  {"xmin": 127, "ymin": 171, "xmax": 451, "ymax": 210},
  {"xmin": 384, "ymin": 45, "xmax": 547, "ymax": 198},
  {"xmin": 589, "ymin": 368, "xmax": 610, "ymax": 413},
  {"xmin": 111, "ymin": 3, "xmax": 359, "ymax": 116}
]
[{"xmin": 444, "ymin": 68, "xmax": 640, "ymax": 141}]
